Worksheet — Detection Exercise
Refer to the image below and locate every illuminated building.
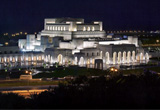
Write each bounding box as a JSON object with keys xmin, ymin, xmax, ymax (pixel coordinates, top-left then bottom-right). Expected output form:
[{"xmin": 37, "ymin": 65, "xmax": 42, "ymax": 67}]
[{"xmin": 0, "ymin": 18, "xmax": 149, "ymax": 67}]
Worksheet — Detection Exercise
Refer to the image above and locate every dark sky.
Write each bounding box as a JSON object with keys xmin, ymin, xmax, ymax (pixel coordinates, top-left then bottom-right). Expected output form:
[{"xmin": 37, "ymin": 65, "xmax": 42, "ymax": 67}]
[{"xmin": 0, "ymin": 0, "xmax": 160, "ymax": 34}]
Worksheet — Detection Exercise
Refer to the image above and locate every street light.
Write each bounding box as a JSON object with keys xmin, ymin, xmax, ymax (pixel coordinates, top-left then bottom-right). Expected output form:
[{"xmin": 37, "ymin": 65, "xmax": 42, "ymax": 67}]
[
  {"xmin": 156, "ymin": 40, "xmax": 159, "ymax": 43},
  {"xmin": 5, "ymin": 42, "xmax": 9, "ymax": 46},
  {"xmin": 110, "ymin": 67, "xmax": 114, "ymax": 71},
  {"xmin": 114, "ymin": 69, "xmax": 118, "ymax": 72},
  {"xmin": 29, "ymin": 72, "xmax": 32, "ymax": 75},
  {"xmin": 25, "ymin": 70, "xmax": 28, "ymax": 74}
]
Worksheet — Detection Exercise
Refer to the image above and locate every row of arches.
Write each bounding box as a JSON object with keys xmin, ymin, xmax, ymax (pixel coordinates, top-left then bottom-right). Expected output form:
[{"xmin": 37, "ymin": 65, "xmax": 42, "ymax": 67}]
[
  {"xmin": 0, "ymin": 55, "xmax": 44, "ymax": 63},
  {"xmin": 111, "ymin": 51, "xmax": 149, "ymax": 64},
  {"xmin": 45, "ymin": 52, "xmax": 149, "ymax": 66},
  {"xmin": 112, "ymin": 51, "xmax": 135, "ymax": 64},
  {"xmin": 78, "ymin": 52, "xmax": 149, "ymax": 66},
  {"xmin": 45, "ymin": 54, "xmax": 70, "ymax": 65}
]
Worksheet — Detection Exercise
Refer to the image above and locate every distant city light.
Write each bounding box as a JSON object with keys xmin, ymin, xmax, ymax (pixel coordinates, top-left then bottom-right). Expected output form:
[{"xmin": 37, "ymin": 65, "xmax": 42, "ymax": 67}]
[
  {"xmin": 110, "ymin": 68, "xmax": 114, "ymax": 71},
  {"xmin": 16, "ymin": 33, "xmax": 19, "ymax": 36},
  {"xmin": 114, "ymin": 69, "xmax": 118, "ymax": 72},
  {"xmin": 5, "ymin": 42, "xmax": 9, "ymax": 46},
  {"xmin": 12, "ymin": 34, "xmax": 15, "ymax": 37},
  {"xmin": 156, "ymin": 40, "xmax": 159, "ymax": 43},
  {"xmin": 25, "ymin": 71, "xmax": 28, "ymax": 74}
]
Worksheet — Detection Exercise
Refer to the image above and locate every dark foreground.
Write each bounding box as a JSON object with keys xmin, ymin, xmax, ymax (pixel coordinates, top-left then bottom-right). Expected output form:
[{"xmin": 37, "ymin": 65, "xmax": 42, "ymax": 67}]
[{"xmin": 0, "ymin": 70, "xmax": 160, "ymax": 109}]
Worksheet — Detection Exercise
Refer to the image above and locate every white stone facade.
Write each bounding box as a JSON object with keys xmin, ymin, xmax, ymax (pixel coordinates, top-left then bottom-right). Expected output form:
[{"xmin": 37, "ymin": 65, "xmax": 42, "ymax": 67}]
[{"xmin": 16, "ymin": 18, "xmax": 149, "ymax": 66}]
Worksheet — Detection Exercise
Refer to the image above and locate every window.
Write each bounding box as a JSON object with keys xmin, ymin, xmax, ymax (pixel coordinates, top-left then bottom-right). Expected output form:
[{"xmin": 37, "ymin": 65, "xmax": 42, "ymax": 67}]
[
  {"xmin": 48, "ymin": 26, "xmax": 50, "ymax": 30},
  {"xmin": 97, "ymin": 52, "xmax": 99, "ymax": 56},
  {"xmin": 87, "ymin": 53, "xmax": 89, "ymax": 56},
  {"xmin": 61, "ymin": 27, "xmax": 63, "ymax": 31},
  {"xmin": 83, "ymin": 27, "xmax": 86, "ymax": 31},
  {"xmin": 58, "ymin": 27, "xmax": 60, "ymax": 31},
  {"xmin": 10, "ymin": 51, "xmax": 13, "ymax": 54},
  {"xmin": 4, "ymin": 51, "xmax": 7, "ymax": 54},
  {"xmin": 50, "ymin": 26, "xmax": 52, "ymax": 30},
  {"xmin": 64, "ymin": 27, "xmax": 66, "ymax": 31},
  {"xmin": 92, "ymin": 53, "xmax": 94, "ymax": 56},
  {"xmin": 92, "ymin": 27, "xmax": 95, "ymax": 31},
  {"xmin": 53, "ymin": 26, "xmax": 54, "ymax": 30},
  {"xmin": 87, "ymin": 27, "xmax": 90, "ymax": 31},
  {"xmin": 55, "ymin": 27, "xmax": 57, "ymax": 30}
]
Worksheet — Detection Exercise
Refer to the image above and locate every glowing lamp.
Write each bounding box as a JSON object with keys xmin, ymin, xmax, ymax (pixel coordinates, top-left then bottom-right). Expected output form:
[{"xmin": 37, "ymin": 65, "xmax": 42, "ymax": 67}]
[
  {"xmin": 115, "ymin": 69, "xmax": 118, "ymax": 72},
  {"xmin": 5, "ymin": 42, "xmax": 9, "ymax": 46},
  {"xmin": 110, "ymin": 68, "xmax": 114, "ymax": 71},
  {"xmin": 25, "ymin": 71, "xmax": 28, "ymax": 74}
]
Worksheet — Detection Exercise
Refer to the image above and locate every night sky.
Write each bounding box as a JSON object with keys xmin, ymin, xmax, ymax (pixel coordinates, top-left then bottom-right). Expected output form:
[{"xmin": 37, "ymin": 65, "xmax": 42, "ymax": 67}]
[{"xmin": 0, "ymin": 0, "xmax": 160, "ymax": 34}]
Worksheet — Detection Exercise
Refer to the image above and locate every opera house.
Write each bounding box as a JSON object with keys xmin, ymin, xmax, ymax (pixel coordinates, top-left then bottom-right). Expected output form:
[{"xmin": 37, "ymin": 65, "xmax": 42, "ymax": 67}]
[{"xmin": 0, "ymin": 18, "xmax": 149, "ymax": 69}]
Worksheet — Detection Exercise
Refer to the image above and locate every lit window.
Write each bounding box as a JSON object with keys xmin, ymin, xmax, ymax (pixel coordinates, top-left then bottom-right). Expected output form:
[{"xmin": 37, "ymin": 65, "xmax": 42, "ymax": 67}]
[
  {"xmin": 88, "ymin": 27, "xmax": 90, "ymax": 31},
  {"xmin": 61, "ymin": 27, "xmax": 63, "ymax": 31},
  {"xmin": 53, "ymin": 26, "xmax": 54, "ymax": 30},
  {"xmin": 83, "ymin": 27, "xmax": 86, "ymax": 31},
  {"xmin": 92, "ymin": 27, "xmax": 95, "ymax": 31},
  {"xmin": 48, "ymin": 26, "xmax": 50, "ymax": 30},
  {"xmin": 64, "ymin": 27, "xmax": 66, "ymax": 31},
  {"xmin": 55, "ymin": 27, "xmax": 57, "ymax": 30},
  {"xmin": 58, "ymin": 27, "xmax": 60, "ymax": 31},
  {"xmin": 50, "ymin": 26, "xmax": 52, "ymax": 30},
  {"xmin": 66, "ymin": 22, "xmax": 70, "ymax": 24}
]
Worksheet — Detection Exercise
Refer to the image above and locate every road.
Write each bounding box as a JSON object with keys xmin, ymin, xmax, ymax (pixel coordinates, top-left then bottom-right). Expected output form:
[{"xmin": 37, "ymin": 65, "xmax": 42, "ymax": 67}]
[{"xmin": 0, "ymin": 85, "xmax": 58, "ymax": 98}]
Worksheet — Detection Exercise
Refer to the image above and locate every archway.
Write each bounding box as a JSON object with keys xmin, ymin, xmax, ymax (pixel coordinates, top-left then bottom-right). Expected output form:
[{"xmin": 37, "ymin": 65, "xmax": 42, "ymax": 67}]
[
  {"xmin": 12, "ymin": 57, "xmax": 15, "ymax": 62},
  {"xmin": 45, "ymin": 56, "xmax": 48, "ymax": 62},
  {"xmin": 123, "ymin": 51, "xmax": 126, "ymax": 63},
  {"xmin": 18, "ymin": 56, "xmax": 21, "ymax": 62},
  {"xmin": 105, "ymin": 52, "xmax": 110, "ymax": 64},
  {"xmin": 1, "ymin": 58, "xmax": 4, "ymax": 63},
  {"xmin": 75, "ymin": 57, "xmax": 78, "ymax": 65},
  {"xmin": 57, "ymin": 54, "xmax": 63, "ymax": 65},
  {"xmin": 50, "ymin": 56, "xmax": 53, "ymax": 63},
  {"xmin": 127, "ymin": 51, "xmax": 131, "ymax": 63},
  {"xmin": 113, "ymin": 52, "xmax": 117, "ymax": 64},
  {"xmin": 145, "ymin": 53, "xmax": 149, "ymax": 60},
  {"xmin": 7, "ymin": 58, "xmax": 10, "ymax": 63},
  {"xmin": 15, "ymin": 57, "xmax": 18, "ymax": 62},
  {"xmin": 33, "ymin": 56, "xmax": 37, "ymax": 62},
  {"xmin": 118, "ymin": 52, "xmax": 121, "ymax": 64},
  {"xmin": 38, "ymin": 56, "xmax": 42, "ymax": 61},
  {"xmin": 140, "ymin": 53, "xmax": 143, "ymax": 61},
  {"xmin": 65, "ymin": 58, "xmax": 68, "ymax": 65},
  {"xmin": 87, "ymin": 59, "xmax": 90, "ymax": 65},
  {"xmin": 79, "ymin": 57, "xmax": 84, "ymax": 66},
  {"xmin": 137, "ymin": 55, "xmax": 140, "ymax": 61},
  {"xmin": 28, "ymin": 57, "xmax": 32, "ymax": 62},
  {"xmin": 92, "ymin": 59, "xmax": 95, "ymax": 65},
  {"xmin": 48, "ymin": 55, "xmax": 51, "ymax": 61},
  {"xmin": 132, "ymin": 51, "xmax": 136, "ymax": 62}
]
